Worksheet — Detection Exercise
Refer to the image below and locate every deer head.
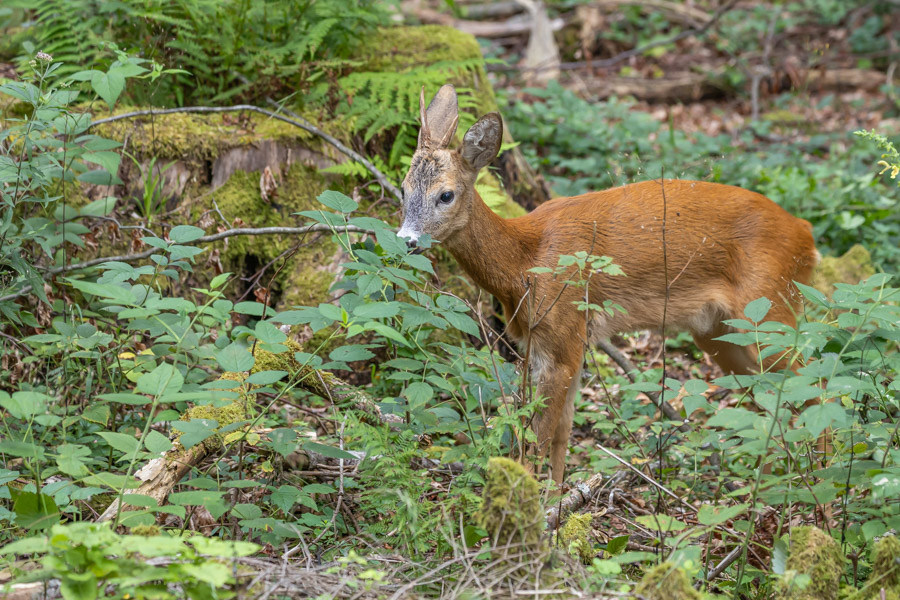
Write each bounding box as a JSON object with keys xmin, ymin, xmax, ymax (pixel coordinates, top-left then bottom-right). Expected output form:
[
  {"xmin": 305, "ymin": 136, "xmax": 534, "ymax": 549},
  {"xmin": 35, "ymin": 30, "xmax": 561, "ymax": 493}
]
[{"xmin": 397, "ymin": 84, "xmax": 503, "ymax": 246}]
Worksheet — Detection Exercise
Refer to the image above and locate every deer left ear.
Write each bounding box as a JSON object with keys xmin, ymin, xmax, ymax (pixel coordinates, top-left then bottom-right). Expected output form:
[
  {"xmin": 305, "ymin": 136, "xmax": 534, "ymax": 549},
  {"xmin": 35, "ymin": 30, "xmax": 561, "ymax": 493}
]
[
  {"xmin": 461, "ymin": 113, "xmax": 503, "ymax": 171},
  {"xmin": 419, "ymin": 84, "xmax": 459, "ymax": 149}
]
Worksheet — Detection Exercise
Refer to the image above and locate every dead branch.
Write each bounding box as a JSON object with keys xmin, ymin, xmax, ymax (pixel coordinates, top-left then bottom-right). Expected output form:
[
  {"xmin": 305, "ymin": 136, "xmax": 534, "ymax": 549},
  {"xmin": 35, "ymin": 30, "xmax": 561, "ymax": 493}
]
[
  {"xmin": 409, "ymin": 6, "xmax": 564, "ymax": 38},
  {"xmin": 0, "ymin": 224, "xmax": 371, "ymax": 303},
  {"xmin": 89, "ymin": 104, "xmax": 402, "ymax": 203},
  {"xmin": 546, "ymin": 473, "xmax": 604, "ymax": 529}
]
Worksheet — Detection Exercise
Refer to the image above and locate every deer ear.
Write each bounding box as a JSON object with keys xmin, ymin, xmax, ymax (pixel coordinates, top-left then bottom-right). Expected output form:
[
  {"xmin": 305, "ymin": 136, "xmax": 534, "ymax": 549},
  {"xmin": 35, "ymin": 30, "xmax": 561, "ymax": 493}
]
[
  {"xmin": 418, "ymin": 84, "xmax": 459, "ymax": 149},
  {"xmin": 461, "ymin": 113, "xmax": 503, "ymax": 171}
]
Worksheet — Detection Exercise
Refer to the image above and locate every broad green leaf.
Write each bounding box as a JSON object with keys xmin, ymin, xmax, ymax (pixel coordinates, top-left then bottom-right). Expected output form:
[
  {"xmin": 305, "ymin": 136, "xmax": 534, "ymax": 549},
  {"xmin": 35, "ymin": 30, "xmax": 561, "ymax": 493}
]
[
  {"xmin": 168, "ymin": 490, "xmax": 226, "ymax": 506},
  {"xmin": 245, "ymin": 370, "xmax": 288, "ymax": 385},
  {"xmin": 97, "ymin": 432, "xmax": 140, "ymax": 457},
  {"xmin": 137, "ymin": 363, "xmax": 184, "ymax": 396},
  {"xmin": 91, "ymin": 69, "xmax": 125, "ymax": 108},
  {"xmin": 302, "ymin": 442, "xmax": 357, "ymax": 460},
  {"xmin": 798, "ymin": 403, "xmax": 846, "ymax": 438},
  {"xmin": 329, "ymin": 345, "xmax": 375, "ymax": 363},
  {"xmin": 9, "ymin": 487, "xmax": 59, "ymax": 529},
  {"xmin": 743, "ymin": 297, "xmax": 772, "ymax": 323},
  {"xmin": 1, "ymin": 391, "xmax": 49, "ymax": 419},
  {"xmin": 169, "ymin": 225, "xmax": 205, "ymax": 243},
  {"xmin": 697, "ymin": 503, "xmax": 748, "ymax": 526},
  {"xmin": 0, "ymin": 440, "xmax": 44, "ymax": 459},
  {"xmin": 706, "ymin": 407, "xmax": 759, "ymax": 430},
  {"xmin": 606, "ymin": 535, "xmax": 629, "ymax": 556},
  {"xmin": 635, "ymin": 514, "xmax": 686, "ymax": 532},
  {"xmin": 144, "ymin": 430, "xmax": 173, "ymax": 454},
  {"xmin": 353, "ymin": 302, "xmax": 400, "ymax": 319},
  {"xmin": 189, "ymin": 536, "xmax": 259, "ymax": 557},
  {"xmin": 269, "ymin": 485, "xmax": 302, "ymax": 513},
  {"xmin": 0, "ymin": 536, "xmax": 49, "ymax": 556},
  {"xmin": 55, "ymin": 444, "xmax": 91, "ymax": 477},
  {"xmin": 254, "ymin": 321, "xmax": 287, "ymax": 344},
  {"xmin": 216, "ymin": 341, "xmax": 255, "ymax": 373},
  {"xmin": 82, "ymin": 151, "xmax": 121, "ymax": 175},
  {"xmin": 172, "ymin": 419, "xmax": 219, "ymax": 450},
  {"xmin": 403, "ymin": 381, "xmax": 433, "ymax": 408},
  {"xmin": 318, "ymin": 190, "xmax": 358, "ymax": 213}
]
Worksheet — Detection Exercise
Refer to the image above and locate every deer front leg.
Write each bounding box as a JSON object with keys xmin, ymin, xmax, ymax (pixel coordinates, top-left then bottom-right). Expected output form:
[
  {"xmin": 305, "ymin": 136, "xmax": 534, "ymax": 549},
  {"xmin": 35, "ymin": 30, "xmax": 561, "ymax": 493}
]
[{"xmin": 531, "ymin": 352, "xmax": 582, "ymax": 485}]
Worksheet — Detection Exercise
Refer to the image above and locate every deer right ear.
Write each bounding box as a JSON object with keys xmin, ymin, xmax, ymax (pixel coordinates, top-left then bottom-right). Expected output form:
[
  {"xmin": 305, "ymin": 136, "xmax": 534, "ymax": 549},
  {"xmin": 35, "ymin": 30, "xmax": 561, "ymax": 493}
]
[
  {"xmin": 461, "ymin": 113, "xmax": 503, "ymax": 171},
  {"xmin": 419, "ymin": 84, "xmax": 459, "ymax": 149}
]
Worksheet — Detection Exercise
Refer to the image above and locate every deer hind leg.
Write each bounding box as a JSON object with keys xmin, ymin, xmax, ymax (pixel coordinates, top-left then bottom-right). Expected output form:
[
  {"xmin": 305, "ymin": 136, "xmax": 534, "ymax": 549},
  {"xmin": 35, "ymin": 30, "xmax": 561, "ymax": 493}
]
[{"xmin": 691, "ymin": 320, "xmax": 758, "ymax": 376}]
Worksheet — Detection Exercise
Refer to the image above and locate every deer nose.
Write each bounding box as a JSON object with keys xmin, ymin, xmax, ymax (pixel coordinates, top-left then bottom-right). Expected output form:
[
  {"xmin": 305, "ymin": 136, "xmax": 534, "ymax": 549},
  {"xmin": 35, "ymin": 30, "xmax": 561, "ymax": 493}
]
[{"xmin": 405, "ymin": 238, "xmax": 418, "ymax": 249}]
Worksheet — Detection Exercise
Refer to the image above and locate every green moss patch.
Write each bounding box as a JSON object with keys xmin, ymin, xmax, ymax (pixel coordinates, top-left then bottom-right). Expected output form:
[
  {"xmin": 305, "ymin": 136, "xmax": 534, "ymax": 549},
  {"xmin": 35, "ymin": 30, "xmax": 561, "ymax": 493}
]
[{"xmin": 775, "ymin": 526, "xmax": 843, "ymax": 600}]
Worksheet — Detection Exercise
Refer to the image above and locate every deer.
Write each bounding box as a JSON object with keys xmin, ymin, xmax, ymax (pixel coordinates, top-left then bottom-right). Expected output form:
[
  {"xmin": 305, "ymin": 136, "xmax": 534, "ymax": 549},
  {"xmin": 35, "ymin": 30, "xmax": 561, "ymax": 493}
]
[{"xmin": 397, "ymin": 84, "xmax": 820, "ymax": 485}]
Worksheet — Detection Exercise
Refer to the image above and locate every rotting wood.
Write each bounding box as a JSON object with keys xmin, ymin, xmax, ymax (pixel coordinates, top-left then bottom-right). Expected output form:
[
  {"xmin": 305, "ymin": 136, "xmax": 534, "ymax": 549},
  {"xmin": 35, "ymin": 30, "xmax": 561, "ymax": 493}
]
[{"xmin": 546, "ymin": 473, "xmax": 604, "ymax": 530}]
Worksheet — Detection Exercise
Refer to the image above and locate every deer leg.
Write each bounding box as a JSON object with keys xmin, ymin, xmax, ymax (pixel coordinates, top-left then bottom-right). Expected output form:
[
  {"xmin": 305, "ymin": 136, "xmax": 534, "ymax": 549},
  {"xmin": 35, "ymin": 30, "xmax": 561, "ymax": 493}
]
[{"xmin": 548, "ymin": 371, "xmax": 579, "ymax": 485}]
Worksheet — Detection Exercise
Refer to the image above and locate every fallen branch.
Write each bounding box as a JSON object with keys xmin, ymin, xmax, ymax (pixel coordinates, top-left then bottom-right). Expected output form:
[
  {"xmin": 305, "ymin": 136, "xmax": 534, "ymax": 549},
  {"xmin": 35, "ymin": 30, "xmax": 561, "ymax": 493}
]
[
  {"xmin": 90, "ymin": 104, "xmax": 402, "ymax": 204},
  {"xmin": 546, "ymin": 473, "xmax": 604, "ymax": 529},
  {"xmin": 0, "ymin": 224, "xmax": 371, "ymax": 303},
  {"xmin": 488, "ymin": 0, "xmax": 739, "ymax": 74},
  {"xmin": 410, "ymin": 6, "xmax": 565, "ymax": 38}
]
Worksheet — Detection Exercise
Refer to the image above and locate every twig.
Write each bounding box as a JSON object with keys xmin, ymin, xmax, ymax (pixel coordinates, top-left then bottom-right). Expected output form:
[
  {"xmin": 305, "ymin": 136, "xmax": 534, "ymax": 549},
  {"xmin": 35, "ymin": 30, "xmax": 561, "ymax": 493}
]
[
  {"xmin": 0, "ymin": 224, "xmax": 370, "ymax": 303},
  {"xmin": 89, "ymin": 104, "xmax": 402, "ymax": 203}
]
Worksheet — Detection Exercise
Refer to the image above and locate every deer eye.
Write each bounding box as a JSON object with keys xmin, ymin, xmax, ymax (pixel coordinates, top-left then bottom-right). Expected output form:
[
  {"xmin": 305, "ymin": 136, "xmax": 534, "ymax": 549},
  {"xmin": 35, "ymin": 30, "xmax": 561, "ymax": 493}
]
[{"xmin": 439, "ymin": 191, "xmax": 454, "ymax": 204}]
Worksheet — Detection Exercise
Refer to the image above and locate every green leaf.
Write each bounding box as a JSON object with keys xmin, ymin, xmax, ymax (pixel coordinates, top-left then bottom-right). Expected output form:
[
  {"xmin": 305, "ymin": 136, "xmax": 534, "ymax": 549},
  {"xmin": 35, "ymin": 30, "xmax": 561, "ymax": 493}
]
[
  {"xmin": 318, "ymin": 190, "xmax": 358, "ymax": 213},
  {"xmin": 329, "ymin": 345, "xmax": 375, "ymax": 363},
  {"xmin": 97, "ymin": 432, "xmax": 140, "ymax": 457},
  {"xmin": 91, "ymin": 69, "xmax": 125, "ymax": 108},
  {"xmin": 0, "ymin": 391, "xmax": 49, "ymax": 419},
  {"xmin": 55, "ymin": 444, "xmax": 91, "ymax": 477},
  {"xmin": 403, "ymin": 381, "xmax": 433, "ymax": 408},
  {"xmin": 798, "ymin": 403, "xmax": 846, "ymax": 438},
  {"xmin": 269, "ymin": 485, "xmax": 302, "ymax": 513},
  {"xmin": 137, "ymin": 363, "xmax": 184, "ymax": 396},
  {"xmin": 743, "ymin": 297, "xmax": 772, "ymax": 323},
  {"xmin": 169, "ymin": 225, "xmax": 205, "ymax": 243},
  {"xmin": 10, "ymin": 489, "xmax": 59, "ymax": 530},
  {"xmin": 353, "ymin": 302, "xmax": 400, "ymax": 319},
  {"xmin": 303, "ymin": 483, "xmax": 336, "ymax": 494},
  {"xmin": 441, "ymin": 310, "xmax": 480, "ymax": 337},
  {"xmin": 302, "ymin": 442, "xmax": 357, "ymax": 460},
  {"xmin": 172, "ymin": 419, "xmax": 219, "ymax": 450},
  {"xmin": 144, "ymin": 430, "xmax": 173, "ymax": 454},
  {"xmin": 97, "ymin": 393, "xmax": 150, "ymax": 405},
  {"xmin": 635, "ymin": 514, "xmax": 686, "ymax": 532},
  {"xmin": 0, "ymin": 440, "xmax": 44, "ymax": 459},
  {"xmin": 81, "ymin": 403, "xmax": 110, "ymax": 426},
  {"xmin": 707, "ymin": 407, "xmax": 758, "ymax": 430},
  {"xmin": 254, "ymin": 321, "xmax": 287, "ymax": 344},
  {"xmin": 67, "ymin": 279, "xmax": 135, "ymax": 304},
  {"xmin": 189, "ymin": 536, "xmax": 259, "ymax": 558},
  {"xmin": 245, "ymin": 370, "xmax": 288, "ymax": 385},
  {"xmin": 0, "ymin": 536, "xmax": 49, "ymax": 556},
  {"xmin": 697, "ymin": 503, "xmax": 748, "ymax": 526},
  {"xmin": 82, "ymin": 151, "xmax": 121, "ymax": 175},
  {"xmin": 606, "ymin": 535, "xmax": 629, "ymax": 556},
  {"xmin": 216, "ymin": 341, "xmax": 255, "ymax": 373},
  {"xmin": 168, "ymin": 490, "xmax": 226, "ymax": 506}
]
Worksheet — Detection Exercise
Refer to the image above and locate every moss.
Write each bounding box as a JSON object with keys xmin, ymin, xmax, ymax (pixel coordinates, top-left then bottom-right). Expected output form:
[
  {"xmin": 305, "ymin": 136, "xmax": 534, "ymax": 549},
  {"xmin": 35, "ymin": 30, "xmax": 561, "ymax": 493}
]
[
  {"xmin": 812, "ymin": 244, "xmax": 876, "ymax": 297},
  {"xmin": 93, "ymin": 108, "xmax": 321, "ymax": 167},
  {"xmin": 558, "ymin": 512, "xmax": 594, "ymax": 564},
  {"xmin": 848, "ymin": 534, "xmax": 900, "ymax": 600},
  {"xmin": 475, "ymin": 457, "xmax": 544, "ymax": 554},
  {"xmin": 634, "ymin": 563, "xmax": 702, "ymax": 600},
  {"xmin": 775, "ymin": 526, "xmax": 843, "ymax": 600},
  {"xmin": 208, "ymin": 161, "xmax": 337, "ymax": 308},
  {"xmin": 129, "ymin": 524, "xmax": 161, "ymax": 536}
]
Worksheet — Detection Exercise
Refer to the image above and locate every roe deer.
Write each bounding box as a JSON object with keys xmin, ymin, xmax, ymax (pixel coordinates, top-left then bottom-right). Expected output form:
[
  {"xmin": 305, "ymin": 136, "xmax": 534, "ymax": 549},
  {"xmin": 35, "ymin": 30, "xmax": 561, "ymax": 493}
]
[{"xmin": 398, "ymin": 85, "xmax": 819, "ymax": 485}]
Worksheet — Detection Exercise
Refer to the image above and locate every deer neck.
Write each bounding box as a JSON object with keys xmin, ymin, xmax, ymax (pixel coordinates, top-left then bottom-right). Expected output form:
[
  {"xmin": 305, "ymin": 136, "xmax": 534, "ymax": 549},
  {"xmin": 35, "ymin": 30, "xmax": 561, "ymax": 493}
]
[{"xmin": 442, "ymin": 192, "xmax": 536, "ymax": 308}]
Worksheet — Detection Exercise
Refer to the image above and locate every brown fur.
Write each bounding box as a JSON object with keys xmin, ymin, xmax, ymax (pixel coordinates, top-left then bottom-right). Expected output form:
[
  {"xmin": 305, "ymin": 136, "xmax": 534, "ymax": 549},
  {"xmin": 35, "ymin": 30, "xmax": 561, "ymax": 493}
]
[{"xmin": 399, "ymin": 86, "xmax": 819, "ymax": 485}]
